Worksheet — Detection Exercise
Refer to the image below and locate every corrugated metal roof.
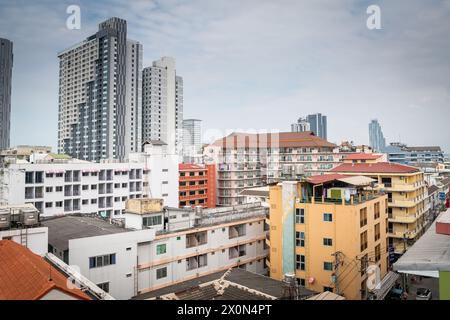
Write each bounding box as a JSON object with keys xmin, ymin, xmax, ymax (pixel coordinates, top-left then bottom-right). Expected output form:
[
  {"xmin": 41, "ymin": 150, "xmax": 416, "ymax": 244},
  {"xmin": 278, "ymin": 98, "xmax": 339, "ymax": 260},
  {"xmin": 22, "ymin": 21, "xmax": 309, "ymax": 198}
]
[{"xmin": 393, "ymin": 208, "xmax": 450, "ymax": 272}]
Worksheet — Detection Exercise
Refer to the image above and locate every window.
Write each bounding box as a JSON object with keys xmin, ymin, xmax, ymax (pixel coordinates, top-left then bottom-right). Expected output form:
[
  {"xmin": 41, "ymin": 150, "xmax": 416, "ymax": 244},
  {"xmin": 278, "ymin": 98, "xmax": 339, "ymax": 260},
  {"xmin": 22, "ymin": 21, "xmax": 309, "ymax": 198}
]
[
  {"xmin": 156, "ymin": 267, "xmax": 167, "ymax": 279},
  {"xmin": 82, "ymin": 185, "xmax": 89, "ymax": 190},
  {"xmin": 324, "ymin": 262, "xmax": 333, "ymax": 271},
  {"xmin": 56, "ymin": 186, "xmax": 63, "ymax": 192},
  {"xmin": 156, "ymin": 244, "xmax": 166, "ymax": 255},
  {"xmin": 45, "ymin": 202, "xmax": 52, "ymax": 208},
  {"xmin": 374, "ymin": 223, "xmax": 381, "ymax": 241},
  {"xmin": 97, "ymin": 282, "xmax": 109, "ymax": 293},
  {"xmin": 295, "ymin": 208, "xmax": 305, "ymax": 224},
  {"xmin": 297, "ymin": 278, "xmax": 306, "ymax": 287},
  {"xmin": 143, "ymin": 215, "xmax": 162, "ymax": 227},
  {"xmin": 374, "ymin": 202, "xmax": 380, "ymax": 220},
  {"xmin": 360, "ymin": 208, "xmax": 367, "ymax": 227},
  {"xmin": 296, "ymin": 254, "xmax": 305, "ymax": 270},
  {"xmin": 323, "ymin": 238, "xmax": 333, "ymax": 246},
  {"xmin": 25, "ymin": 172, "xmax": 34, "ymax": 184},
  {"xmin": 56, "ymin": 201, "xmax": 62, "ymax": 207},
  {"xmin": 375, "ymin": 244, "xmax": 381, "ymax": 262},
  {"xmin": 91, "ymin": 185, "xmax": 97, "ymax": 190},
  {"xmin": 45, "ymin": 187, "xmax": 53, "ymax": 193},
  {"xmin": 89, "ymin": 253, "xmax": 116, "ymax": 269},
  {"xmin": 296, "ymin": 231, "xmax": 305, "ymax": 247},
  {"xmin": 323, "ymin": 213, "xmax": 333, "ymax": 222},
  {"xmin": 360, "ymin": 231, "xmax": 368, "ymax": 251}
]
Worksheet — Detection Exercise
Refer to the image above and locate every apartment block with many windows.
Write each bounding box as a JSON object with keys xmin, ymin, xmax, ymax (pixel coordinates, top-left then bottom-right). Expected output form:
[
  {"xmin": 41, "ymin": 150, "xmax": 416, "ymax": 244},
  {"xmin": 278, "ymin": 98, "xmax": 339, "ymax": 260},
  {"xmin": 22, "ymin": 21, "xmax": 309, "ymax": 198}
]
[
  {"xmin": 267, "ymin": 177, "xmax": 389, "ymax": 300},
  {"xmin": 0, "ymin": 142, "xmax": 179, "ymax": 216},
  {"xmin": 204, "ymin": 131, "xmax": 358, "ymax": 206},
  {"xmin": 43, "ymin": 199, "xmax": 269, "ymax": 299},
  {"xmin": 331, "ymin": 159, "xmax": 428, "ymax": 255},
  {"xmin": 179, "ymin": 163, "xmax": 216, "ymax": 208}
]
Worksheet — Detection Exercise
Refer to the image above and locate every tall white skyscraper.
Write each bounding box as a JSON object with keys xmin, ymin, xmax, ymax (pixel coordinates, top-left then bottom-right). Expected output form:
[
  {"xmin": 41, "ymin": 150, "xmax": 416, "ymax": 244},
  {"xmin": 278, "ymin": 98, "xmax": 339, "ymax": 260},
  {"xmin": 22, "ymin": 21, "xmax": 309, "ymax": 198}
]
[
  {"xmin": 291, "ymin": 117, "xmax": 310, "ymax": 133},
  {"xmin": 182, "ymin": 119, "xmax": 202, "ymax": 162},
  {"xmin": 57, "ymin": 17, "xmax": 142, "ymax": 162},
  {"xmin": 0, "ymin": 38, "xmax": 13, "ymax": 150},
  {"xmin": 369, "ymin": 119, "xmax": 386, "ymax": 152},
  {"xmin": 142, "ymin": 57, "xmax": 183, "ymax": 155}
]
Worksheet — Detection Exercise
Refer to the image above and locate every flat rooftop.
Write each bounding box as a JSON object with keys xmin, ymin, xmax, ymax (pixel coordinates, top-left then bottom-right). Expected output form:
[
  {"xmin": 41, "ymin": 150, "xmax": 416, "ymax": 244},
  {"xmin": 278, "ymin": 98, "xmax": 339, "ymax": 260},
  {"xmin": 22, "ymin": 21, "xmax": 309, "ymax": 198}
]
[
  {"xmin": 133, "ymin": 268, "xmax": 316, "ymax": 300},
  {"xmin": 393, "ymin": 208, "xmax": 450, "ymax": 272},
  {"xmin": 42, "ymin": 215, "xmax": 131, "ymax": 251}
]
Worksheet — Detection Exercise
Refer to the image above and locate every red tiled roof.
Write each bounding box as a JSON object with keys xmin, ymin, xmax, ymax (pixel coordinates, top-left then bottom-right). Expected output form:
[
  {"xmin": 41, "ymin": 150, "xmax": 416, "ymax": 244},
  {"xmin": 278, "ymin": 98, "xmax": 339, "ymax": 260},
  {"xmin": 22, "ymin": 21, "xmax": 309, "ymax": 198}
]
[
  {"xmin": 211, "ymin": 132, "xmax": 336, "ymax": 149},
  {"xmin": 306, "ymin": 174, "xmax": 347, "ymax": 184},
  {"xmin": 344, "ymin": 153, "xmax": 382, "ymax": 160},
  {"xmin": 331, "ymin": 162, "xmax": 420, "ymax": 174},
  {"xmin": 0, "ymin": 240, "xmax": 91, "ymax": 300}
]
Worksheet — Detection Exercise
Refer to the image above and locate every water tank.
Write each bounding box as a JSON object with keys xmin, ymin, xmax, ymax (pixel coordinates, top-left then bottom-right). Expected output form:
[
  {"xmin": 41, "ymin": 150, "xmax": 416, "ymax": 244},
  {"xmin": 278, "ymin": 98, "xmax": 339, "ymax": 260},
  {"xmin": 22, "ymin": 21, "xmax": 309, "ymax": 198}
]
[
  {"xmin": 20, "ymin": 208, "xmax": 39, "ymax": 226},
  {"xmin": 0, "ymin": 209, "xmax": 11, "ymax": 230}
]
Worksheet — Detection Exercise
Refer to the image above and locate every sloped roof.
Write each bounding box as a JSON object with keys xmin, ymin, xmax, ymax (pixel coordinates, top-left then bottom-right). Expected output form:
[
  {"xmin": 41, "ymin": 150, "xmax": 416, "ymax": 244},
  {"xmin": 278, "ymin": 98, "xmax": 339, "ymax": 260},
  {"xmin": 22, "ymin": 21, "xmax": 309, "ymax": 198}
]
[
  {"xmin": 331, "ymin": 162, "xmax": 420, "ymax": 174},
  {"xmin": 0, "ymin": 240, "xmax": 90, "ymax": 300},
  {"xmin": 307, "ymin": 291, "xmax": 345, "ymax": 300},
  {"xmin": 344, "ymin": 153, "xmax": 383, "ymax": 160},
  {"xmin": 393, "ymin": 208, "xmax": 450, "ymax": 272},
  {"xmin": 211, "ymin": 132, "xmax": 336, "ymax": 149}
]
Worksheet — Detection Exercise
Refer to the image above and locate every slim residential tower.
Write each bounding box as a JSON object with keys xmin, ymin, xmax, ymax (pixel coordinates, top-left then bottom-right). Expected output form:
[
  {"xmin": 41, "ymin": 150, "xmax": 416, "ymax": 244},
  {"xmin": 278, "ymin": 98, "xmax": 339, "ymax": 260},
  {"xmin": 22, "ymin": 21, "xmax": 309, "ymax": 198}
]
[
  {"xmin": 57, "ymin": 17, "xmax": 142, "ymax": 161},
  {"xmin": 142, "ymin": 57, "xmax": 183, "ymax": 155},
  {"xmin": 0, "ymin": 38, "xmax": 13, "ymax": 150}
]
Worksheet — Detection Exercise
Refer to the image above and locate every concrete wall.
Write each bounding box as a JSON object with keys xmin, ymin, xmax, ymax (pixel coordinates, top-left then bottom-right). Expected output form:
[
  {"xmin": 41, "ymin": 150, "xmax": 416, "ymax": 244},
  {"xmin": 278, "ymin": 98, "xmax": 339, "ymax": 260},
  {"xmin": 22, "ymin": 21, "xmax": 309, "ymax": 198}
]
[
  {"xmin": 0, "ymin": 227, "xmax": 48, "ymax": 255},
  {"xmin": 68, "ymin": 229, "xmax": 155, "ymax": 300}
]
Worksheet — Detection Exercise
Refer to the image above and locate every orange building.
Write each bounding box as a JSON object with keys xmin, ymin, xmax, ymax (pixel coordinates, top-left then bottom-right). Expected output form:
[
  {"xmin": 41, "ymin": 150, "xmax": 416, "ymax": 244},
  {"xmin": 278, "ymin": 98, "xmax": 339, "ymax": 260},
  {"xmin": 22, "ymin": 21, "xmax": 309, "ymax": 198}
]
[{"xmin": 179, "ymin": 163, "xmax": 216, "ymax": 208}]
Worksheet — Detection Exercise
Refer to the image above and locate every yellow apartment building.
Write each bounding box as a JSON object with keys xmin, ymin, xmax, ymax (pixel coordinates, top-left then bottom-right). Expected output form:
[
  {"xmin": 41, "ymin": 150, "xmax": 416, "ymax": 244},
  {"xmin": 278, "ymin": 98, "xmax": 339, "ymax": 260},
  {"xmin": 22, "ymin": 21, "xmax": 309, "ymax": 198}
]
[
  {"xmin": 268, "ymin": 175, "xmax": 389, "ymax": 300},
  {"xmin": 331, "ymin": 161, "xmax": 427, "ymax": 255}
]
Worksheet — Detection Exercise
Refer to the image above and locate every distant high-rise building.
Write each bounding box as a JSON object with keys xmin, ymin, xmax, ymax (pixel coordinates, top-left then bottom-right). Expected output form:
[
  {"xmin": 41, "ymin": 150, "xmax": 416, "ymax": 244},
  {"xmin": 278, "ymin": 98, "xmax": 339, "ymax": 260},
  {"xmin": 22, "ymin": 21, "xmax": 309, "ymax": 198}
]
[
  {"xmin": 369, "ymin": 119, "xmax": 386, "ymax": 152},
  {"xmin": 57, "ymin": 17, "xmax": 142, "ymax": 162},
  {"xmin": 292, "ymin": 113, "xmax": 327, "ymax": 139},
  {"xmin": 182, "ymin": 119, "xmax": 202, "ymax": 161},
  {"xmin": 307, "ymin": 113, "xmax": 327, "ymax": 140},
  {"xmin": 291, "ymin": 117, "xmax": 310, "ymax": 133},
  {"xmin": 0, "ymin": 38, "xmax": 13, "ymax": 150},
  {"xmin": 142, "ymin": 57, "xmax": 183, "ymax": 155}
]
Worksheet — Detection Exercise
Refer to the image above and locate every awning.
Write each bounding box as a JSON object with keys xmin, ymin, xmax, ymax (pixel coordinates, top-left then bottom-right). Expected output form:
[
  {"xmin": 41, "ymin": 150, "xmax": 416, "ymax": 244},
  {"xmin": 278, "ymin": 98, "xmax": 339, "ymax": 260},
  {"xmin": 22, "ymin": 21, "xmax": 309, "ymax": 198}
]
[
  {"xmin": 337, "ymin": 176, "xmax": 376, "ymax": 186},
  {"xmin": 369, "ymin": 271, "xmax": 400, "ymax": 300}
]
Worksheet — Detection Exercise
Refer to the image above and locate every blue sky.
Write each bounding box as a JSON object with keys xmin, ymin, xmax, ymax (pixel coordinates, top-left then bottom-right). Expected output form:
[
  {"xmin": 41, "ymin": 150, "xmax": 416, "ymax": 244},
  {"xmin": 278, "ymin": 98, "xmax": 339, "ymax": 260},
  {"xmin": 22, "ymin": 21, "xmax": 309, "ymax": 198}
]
[{"xmin": 1, "ymin": 0, "xmax": 449, "ymax": 152}]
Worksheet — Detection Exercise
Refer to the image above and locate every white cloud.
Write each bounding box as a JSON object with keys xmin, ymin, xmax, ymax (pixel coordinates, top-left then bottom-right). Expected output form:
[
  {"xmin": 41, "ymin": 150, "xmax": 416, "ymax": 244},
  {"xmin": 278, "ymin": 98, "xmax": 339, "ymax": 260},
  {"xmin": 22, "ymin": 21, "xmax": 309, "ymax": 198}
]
[{"xmin": 0, "ymin": 0, "xmax": 449, "ymax": 152}]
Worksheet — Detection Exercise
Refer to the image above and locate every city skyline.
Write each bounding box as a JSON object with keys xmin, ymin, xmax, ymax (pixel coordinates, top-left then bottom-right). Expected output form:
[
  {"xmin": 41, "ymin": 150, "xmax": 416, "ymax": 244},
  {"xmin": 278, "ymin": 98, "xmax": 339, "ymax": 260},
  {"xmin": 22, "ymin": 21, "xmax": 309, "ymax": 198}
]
[{"xmin": 0, "ymin": 0, "xmax": 449, "ymax": 153}]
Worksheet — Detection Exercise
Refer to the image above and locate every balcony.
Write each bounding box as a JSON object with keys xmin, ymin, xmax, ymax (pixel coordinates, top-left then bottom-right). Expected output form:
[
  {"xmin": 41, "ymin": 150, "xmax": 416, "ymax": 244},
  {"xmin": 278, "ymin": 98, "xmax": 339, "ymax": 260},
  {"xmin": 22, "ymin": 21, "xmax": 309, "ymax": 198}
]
[
  {"xmin": 388, "ymin": 214, "xmax": 418, "ymax": 224},
  {"xmin": 179, "ymin": 184, "xmax": 207, "ymax": 191},
  {"xmin": 388, "ymin": 199, "xmax": 418, "ymax": 208},
  {"xmin": 179, "ymin": 194, "xmax": 208, "ymax": 202}
]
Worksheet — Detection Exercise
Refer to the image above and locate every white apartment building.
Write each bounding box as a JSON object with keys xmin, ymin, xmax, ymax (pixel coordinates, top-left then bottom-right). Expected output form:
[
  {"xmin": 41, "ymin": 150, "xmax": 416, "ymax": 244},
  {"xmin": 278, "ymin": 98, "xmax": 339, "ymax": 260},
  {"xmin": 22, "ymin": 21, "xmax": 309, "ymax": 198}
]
[
  {"xmin": 142, "ymin": 57, "xmax": 183, "ymax": 155},
  {"xmin": 0, "ymin": 141, "xmax": 179, "ymax": 217},
  {"xmin": 42, "ymin": 199, "xmax": 268, "ymax": 299},
  {"xmin": 204, "ymin": 131, "xmax": 357, "ymax": 206}
]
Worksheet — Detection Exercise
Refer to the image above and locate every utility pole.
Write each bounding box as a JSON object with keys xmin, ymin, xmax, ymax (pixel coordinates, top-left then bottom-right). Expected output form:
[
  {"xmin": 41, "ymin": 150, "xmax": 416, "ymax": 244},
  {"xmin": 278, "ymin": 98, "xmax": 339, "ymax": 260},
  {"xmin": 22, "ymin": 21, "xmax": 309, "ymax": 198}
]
[
  {"xmin": 358, "ymin": 255, "xmax": 369, "ymax": 299},
  {"xmin": 332, "ymin": 251, "xmax": 343, "ymax": 295}
]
